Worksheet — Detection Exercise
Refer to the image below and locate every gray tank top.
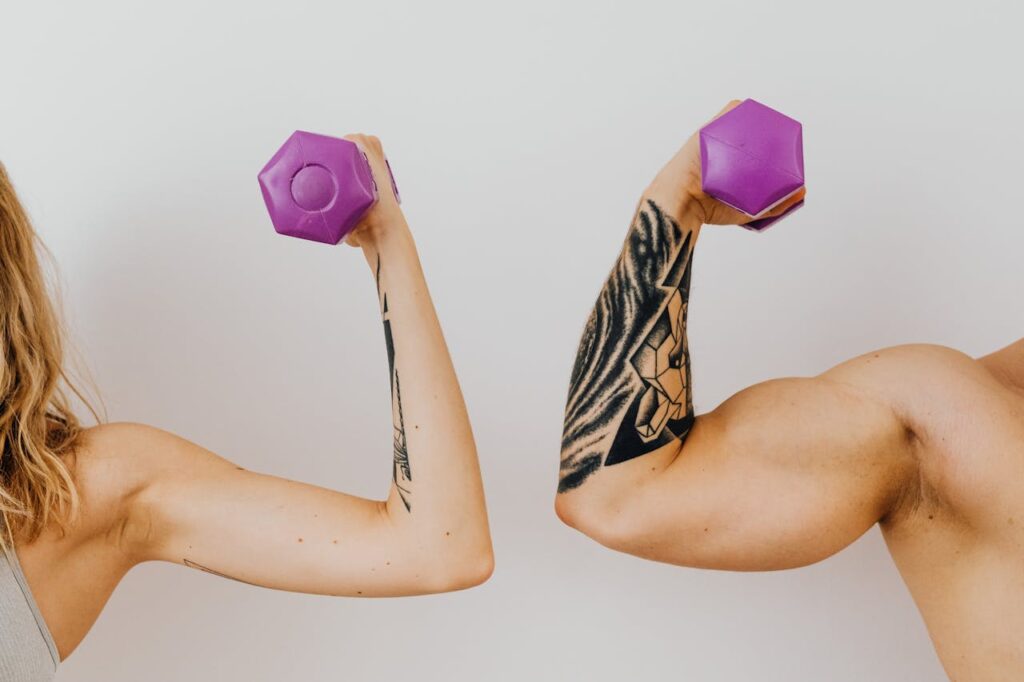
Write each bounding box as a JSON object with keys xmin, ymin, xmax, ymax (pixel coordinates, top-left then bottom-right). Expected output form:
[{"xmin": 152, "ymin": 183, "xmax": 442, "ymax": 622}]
[{"xmin": 1, "ymin": 538, "xmax": 59, "ymax": 681}]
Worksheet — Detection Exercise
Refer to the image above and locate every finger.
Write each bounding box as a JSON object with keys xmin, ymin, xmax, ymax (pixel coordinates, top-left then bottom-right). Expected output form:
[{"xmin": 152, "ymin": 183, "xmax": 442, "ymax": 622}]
[
  {"xmin": 342, "ymin": 223, "xmax": 361, "ymax": 247},
  {"xmin": 763, "ymin": 187, "xmax": 807, "ymax": 217},
  {"xmin": 343, "ymin": 134, "xmax": 397, "ymax": 204},
  {"xmin": 735, "ymin": 188, "xmax": 805, "ymax": 228},
  {"xmin": 707, "ymin": 200, "xmax": 761, "ymax": 228},
  {"xmin": 705, "ymin": 99, "xmax": 745, "ymax": 126}
]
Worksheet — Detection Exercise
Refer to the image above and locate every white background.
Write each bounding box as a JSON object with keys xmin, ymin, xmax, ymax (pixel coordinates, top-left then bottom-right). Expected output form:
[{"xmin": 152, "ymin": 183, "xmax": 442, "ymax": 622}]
[{"xmin": 2, "ymin": 0, "xmax": 1021, "ymax": 680}]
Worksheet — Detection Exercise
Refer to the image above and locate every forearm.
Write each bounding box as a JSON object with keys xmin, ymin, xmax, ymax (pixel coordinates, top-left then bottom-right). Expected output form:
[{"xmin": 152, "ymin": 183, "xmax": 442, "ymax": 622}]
[
  {"xmin": 560, "ymin": 192, "xmax": 702, "ymax": 492},
  {"xmin": 359, "ymin": 218, "xmax": 491, "ymax": 559}
]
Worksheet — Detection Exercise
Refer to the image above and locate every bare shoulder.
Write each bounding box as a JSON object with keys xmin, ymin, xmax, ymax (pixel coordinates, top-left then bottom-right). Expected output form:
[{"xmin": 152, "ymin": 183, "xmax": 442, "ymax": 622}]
[
  {"xmin": 827, "ymin": 343, "xmax": 979, "ymax": 379},
  {"xmin": 75, "ymin": 422, "xmax": 178, "ymax": 486},
  {"xmin": 74, "ymin": 422, "xmax": 234, "ymax": 495},
  {"xmin": 68, "ymin": 423, "xmax": 159, "ymax": 516},
  {"xmin": 828, "ymin": 343, "xmax": 1024, "ymax": 518},
  {"xmin": 821, "ymin": 343, "xmax": 1016, "ymax": 457},
  {"xmin": 78, "ymin": 422, "xmax": 203, "ymax": 464},
  {"xmin": 822, "ymin": 343, "xmax": 990, "ymax": 415},
  {"xmin": 72, "ymin": 423, "xmax": 156, "ymax": 500},
  {"xmin": 68, "ymin": 423, "xmax": 238, "ymax": 559},
  {"xmin": 70, "ymin": 424, "xmax": 210, "ymax": 531}
]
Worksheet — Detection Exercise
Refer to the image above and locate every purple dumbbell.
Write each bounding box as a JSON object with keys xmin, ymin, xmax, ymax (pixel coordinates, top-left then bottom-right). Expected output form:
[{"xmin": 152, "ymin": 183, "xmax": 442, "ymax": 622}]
[
  {"xmin": 699, "ymin": 99, "xmax": 804, "ymax": 232},
  {"xmin": 258, "ymin": 131, "xmax": 400, "ymax": 245}
]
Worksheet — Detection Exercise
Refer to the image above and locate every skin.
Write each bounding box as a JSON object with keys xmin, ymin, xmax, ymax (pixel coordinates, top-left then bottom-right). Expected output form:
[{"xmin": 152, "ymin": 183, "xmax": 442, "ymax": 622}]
[
  {"xmin": 13, "ymin": 134, "xmax": 494, "ymax": 661},
  {"xmin": 556, "ymin": 101, "xmax": 1024, "ymax": 681}
]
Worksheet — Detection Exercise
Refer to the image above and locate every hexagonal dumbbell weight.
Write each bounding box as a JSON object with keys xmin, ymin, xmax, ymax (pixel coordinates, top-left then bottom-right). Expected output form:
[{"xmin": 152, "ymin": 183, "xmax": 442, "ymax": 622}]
[
  {"xmin": 699, "ymin": 99, "xmax": 804, "ymax": 231},
  {"xmin": 258, "ymin": 131, "xmax": 400, "ymax": 245}
]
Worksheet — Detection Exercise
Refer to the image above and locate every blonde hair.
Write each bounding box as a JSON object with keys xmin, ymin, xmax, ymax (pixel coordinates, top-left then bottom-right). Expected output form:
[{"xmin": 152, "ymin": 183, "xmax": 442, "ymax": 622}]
[{"xmin": 0, "ymin": 162, "xmax": 97, "ymax": 547}]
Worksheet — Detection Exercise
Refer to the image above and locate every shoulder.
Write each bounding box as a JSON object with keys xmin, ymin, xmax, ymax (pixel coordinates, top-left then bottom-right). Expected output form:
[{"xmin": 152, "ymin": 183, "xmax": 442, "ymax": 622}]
[
  {"xmin": 722, "ymin": 345, "xmax": 982, "ymax": 447},
  {"xmin": 815, "ymin": 343, "xmax": 995, "ymax": 474},
  {"xmin": 828, "ymin": 343, "xmax": 977, "ymax": 379},
  {"xmin": 68, "ymin": 423, "xmax": 193, "ymax": 542},
  {"xmin": 72, "ymin": 423, "xmax": 156, "ymax": 500},
  {"xmin": 73, "ymin": 422, "xmax": 222, "ymax": 503},
  {"xmin": 69, "ymin": 422, "xmax": 237, "ymax": 563},
  {"xmin": 77, "ymin": 421, "xmax": 213, "ymax": 465},
  {"xmin": 822, "ymin": 344, "xmax": 985, "ymax": 416},
  {"xmin": 823, "ymin": 343, "xmax": 1017, "ymax": 500},
  {"xmin": 74, "ymin": 422, "xmax": 180, "ymax": 485}
]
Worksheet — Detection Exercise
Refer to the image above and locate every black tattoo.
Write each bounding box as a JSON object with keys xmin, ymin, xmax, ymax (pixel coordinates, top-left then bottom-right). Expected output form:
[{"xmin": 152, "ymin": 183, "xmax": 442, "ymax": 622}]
[
  {"xmin": 560, "ymin": 200, "xmax": 696, "ymax": 492},
  {"xmin": 184, "ymin": 559, "xmax": 255, "ymax": 585},
  {"xmin": 378, "ymin": 256, "xmax": 412, "ymax": 511}
]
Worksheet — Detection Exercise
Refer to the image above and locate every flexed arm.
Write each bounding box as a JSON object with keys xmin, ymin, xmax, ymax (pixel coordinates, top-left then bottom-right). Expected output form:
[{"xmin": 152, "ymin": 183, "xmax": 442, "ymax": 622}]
[
  {"xmin": 558, "ymin": 101, "xmax": 762, "ymax": 493},
  {"xmin": 104, "ymin": 135, "xmax": 492, "ymax": 597},
  {"xmin": 555, "ymin": 102, "xmax": 916, "ymax": 572}
]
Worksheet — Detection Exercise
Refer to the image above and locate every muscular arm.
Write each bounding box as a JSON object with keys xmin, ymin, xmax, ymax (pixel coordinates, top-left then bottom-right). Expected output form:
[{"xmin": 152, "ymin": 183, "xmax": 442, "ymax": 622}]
[
  {"xmin": 556, "ymin": 111, "xmax": 914, "ymax": 570},
  {"xmin": 120, "ymin": 136, "xmax": 492, "ymax": 596}
]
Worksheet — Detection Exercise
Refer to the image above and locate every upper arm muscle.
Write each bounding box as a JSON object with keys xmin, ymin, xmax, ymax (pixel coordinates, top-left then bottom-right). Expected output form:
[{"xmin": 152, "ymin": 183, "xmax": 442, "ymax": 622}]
[
  {"xmin": 119, "ymin": 424, "xmax": 457, "ymax": 596},
  {"xmin": 563, "ymin": 375, "xmax": 915, "ymax": 571}
]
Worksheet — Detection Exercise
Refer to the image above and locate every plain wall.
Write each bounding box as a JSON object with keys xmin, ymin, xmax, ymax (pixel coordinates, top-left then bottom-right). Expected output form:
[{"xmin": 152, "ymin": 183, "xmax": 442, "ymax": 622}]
[{"xmin": 2, "ymin": 0, "xmax": 1021, "ymax": 679}]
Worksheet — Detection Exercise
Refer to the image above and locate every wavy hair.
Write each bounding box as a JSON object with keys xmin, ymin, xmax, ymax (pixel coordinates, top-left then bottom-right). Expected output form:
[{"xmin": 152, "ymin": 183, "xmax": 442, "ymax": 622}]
[{"xmin": 0, "ymin": 162, "xmax": 97, "ymax": 547}]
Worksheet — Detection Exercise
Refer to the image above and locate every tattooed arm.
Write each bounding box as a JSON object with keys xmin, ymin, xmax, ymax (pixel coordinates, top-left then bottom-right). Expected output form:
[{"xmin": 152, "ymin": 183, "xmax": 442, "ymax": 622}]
[
  {"xmin": 556, "ymin": 101, "xmax": 915, "ymax": 570},
  {"xmin": 560, "ymin": 198, "xmax": 698, "ymax": 491},
  {"xmin": 97, "ymin": 135, "xmax": 491, "ymax": 597}
]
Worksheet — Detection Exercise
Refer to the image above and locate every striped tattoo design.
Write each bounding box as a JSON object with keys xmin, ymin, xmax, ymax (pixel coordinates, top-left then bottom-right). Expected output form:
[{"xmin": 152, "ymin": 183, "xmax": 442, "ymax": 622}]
[{"xmin": 559, "ymin": 200, "xmax": 696, "ymax": 492}]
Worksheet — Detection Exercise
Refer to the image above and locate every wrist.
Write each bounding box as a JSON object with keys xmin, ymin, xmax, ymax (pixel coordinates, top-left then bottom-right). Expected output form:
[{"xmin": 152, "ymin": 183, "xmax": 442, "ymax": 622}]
[
  {"xmin": 357, "ymin": 217, "xmax": 416, "ymax": 267},
  {"xmin": 642, "ymin": 174, "xmax": 705, "ymax": 231}
]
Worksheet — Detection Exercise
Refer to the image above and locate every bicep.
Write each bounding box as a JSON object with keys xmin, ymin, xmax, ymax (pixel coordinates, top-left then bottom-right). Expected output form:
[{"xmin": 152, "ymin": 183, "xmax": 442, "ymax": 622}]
[
  {"xmin": 567, "ymin": 377, "xmax": 914, "ymax": 570},
  {"xmin": 128, "ymin": 427, "xmax": 444, "ymax": 597}
]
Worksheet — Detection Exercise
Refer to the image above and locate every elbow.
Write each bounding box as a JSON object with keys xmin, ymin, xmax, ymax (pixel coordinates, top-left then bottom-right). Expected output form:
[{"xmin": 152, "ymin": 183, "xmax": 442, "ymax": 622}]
[
  {"xmin": 556, "ymin": 484, "xmax": 722, "ymax": 570},
  {"xmin": 378, "ymin": 501, "xmax": 494, "ymax": 594},
  {"xmin": 555, "ymin": 450, "xmax": 643, "ymax": 552},
  {"xmin": 426, "ymin": 544, "xmax": 495, "ymax": 593},
  {"xmin": 417, "ymin": 532, "xmax": 493, "ymax": 593},
  {"xmin": 452, "ymin": 547, "xmax": 495, "ymax": 590},
  {"xmin": 555, "ymin": 490, "xmax": 638, "ymax": 553},
  {"xmin": 554, "ymin": 493, "xmax": 586, "ymax": 532}
]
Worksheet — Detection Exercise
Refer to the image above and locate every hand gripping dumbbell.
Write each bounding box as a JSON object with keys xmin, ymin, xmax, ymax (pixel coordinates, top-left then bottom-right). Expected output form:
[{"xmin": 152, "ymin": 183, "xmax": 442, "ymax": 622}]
[
  {"xmin": 699, "ymin": 99, "xmax": 804, "ymax": 231},
  {"xmin": 258, "ymin": 131, "xmax": 400, "ymax": 245}
]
